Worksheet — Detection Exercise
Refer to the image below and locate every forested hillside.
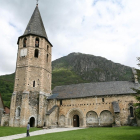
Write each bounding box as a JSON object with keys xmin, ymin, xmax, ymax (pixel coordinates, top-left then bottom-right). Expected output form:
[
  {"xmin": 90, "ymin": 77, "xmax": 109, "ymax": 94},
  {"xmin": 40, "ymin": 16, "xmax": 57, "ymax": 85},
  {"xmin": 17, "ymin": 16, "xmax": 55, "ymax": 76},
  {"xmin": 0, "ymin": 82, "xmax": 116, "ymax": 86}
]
[{"xmin": 0, "ymin": 73, "xmax": 15, "ymax": 107}]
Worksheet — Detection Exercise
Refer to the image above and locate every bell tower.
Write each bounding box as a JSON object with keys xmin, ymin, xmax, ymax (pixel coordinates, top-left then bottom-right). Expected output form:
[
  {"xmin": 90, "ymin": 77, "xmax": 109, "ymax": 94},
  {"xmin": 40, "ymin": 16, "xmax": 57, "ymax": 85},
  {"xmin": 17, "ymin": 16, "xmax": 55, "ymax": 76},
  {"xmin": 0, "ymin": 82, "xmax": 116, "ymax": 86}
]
[{"xmin": 9, "ymin": 4, "xmax": 52, "ymax": 127}]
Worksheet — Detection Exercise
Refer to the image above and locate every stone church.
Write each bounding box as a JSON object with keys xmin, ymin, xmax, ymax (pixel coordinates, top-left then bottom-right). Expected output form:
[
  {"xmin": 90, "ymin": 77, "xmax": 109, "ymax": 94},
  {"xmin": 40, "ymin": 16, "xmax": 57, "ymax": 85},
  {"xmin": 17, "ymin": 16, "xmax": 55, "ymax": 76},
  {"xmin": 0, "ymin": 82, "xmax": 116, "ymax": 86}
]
[{"xmin": 1, "ymin": 4, "xmax": 140, "ymax": 127}]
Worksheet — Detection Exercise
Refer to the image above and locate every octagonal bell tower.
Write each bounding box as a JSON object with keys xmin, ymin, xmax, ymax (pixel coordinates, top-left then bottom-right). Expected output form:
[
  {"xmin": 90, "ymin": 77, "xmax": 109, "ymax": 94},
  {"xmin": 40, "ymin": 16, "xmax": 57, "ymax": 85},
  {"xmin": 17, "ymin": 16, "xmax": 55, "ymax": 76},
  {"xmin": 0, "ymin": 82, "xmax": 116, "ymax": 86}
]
[{"xmin": 9, "ymin": 4, "xmax": 52, "ymax": 127}]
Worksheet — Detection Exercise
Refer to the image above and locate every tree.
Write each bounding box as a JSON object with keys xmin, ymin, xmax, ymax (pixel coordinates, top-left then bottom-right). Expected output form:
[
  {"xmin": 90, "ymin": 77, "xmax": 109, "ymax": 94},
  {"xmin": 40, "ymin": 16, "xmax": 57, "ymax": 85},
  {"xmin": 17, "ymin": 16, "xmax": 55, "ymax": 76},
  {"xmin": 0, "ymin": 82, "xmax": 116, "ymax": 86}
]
[
  {"xmin": 133, "ymin": 88, "xmax": 140, "ymax": 118},
  {"xmin": 133, "ymin": 57, "xmax": 140, "ymax": 119}
]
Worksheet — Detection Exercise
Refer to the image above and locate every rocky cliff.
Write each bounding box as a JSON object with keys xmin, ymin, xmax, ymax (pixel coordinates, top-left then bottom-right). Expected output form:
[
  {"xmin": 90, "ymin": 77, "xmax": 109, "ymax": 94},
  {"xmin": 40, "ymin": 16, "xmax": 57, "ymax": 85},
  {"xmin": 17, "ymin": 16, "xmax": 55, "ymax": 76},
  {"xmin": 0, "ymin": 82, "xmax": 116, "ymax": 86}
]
[{"xmin": 52, "ymin": 52, "xmax": 133, "ymax": 83}]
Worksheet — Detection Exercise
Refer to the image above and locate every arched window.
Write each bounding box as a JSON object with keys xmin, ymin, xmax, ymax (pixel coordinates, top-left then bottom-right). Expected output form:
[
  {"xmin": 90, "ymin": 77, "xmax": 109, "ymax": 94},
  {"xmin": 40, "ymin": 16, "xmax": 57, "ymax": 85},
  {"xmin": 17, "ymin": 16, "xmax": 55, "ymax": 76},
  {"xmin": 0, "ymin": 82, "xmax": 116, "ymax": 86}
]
[
  {"xmin": 23, "ymin": 38, "xmax": 27, "ymax": 47},
  {"xmin": 130, "ymin": 107, "xmax": 134, "ymax": 117},
  {"xmin": 33, "ymin": 81, "xmax": 35, "ymax": 87},
  {"xmin": 16, "ymin": 107, "xmax": 21, "ymax": 117},
  {"xmin": 47, "ymin": 45, "xmax": 49, "ymax": 51},
  {"xmin": 47, "ymin": 54, "xmax": 49, "ymax": 62},
  {"xmin": 35, "ymin": 38, "xmax": 39, "ymax": 47},
  {"xmin": 34, "ymin": 49, "xmax": 39, "ymax": 58}
]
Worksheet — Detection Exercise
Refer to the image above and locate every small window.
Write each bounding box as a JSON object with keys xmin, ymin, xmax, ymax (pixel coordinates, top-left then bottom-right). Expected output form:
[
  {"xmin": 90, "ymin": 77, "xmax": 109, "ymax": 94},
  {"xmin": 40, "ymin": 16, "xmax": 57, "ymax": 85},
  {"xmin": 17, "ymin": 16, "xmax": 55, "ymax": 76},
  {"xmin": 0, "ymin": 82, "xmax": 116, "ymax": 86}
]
[
  {"xmin": 47, "ymin": 54, "xmax": 49, "ymax": 62},
  {"xmin": 47, "ymin": 45, "xmax": 49, "ymax": 51},
  {"xmin": 23, "ymin": 38, "xmax": 27, "ymax": 47},
  {"xmin": 130, "ymin": 106, "xmax": 134, "ymax": 117},
  {"xmin": 60, "ymin": 100, "xmax": 62, "ymax": 105},
  {"xmin": 34, "ymin": 49, "xmax": 39, "ymax": 58},
  {"xmin": 35, "ymin": 38, "xmax": 39, "ymax": 47},
  {"xmin": 16, "ymin": 107, "xmax": 21, "ymax": 117},
  {"xmin": 102, "ymin": 98, "xmax": 104, "ymax": 102},
  {"xmin": 33, "ymin": 81, "xmax": 35, "ymax": 87}
]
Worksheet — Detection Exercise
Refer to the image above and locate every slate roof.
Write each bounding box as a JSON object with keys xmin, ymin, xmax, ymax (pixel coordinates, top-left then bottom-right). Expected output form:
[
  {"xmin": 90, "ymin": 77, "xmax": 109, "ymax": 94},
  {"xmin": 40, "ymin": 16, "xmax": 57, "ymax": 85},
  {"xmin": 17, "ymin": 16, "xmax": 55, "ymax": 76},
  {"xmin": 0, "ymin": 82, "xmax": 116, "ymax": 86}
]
[
  {"xmin": 18, "ymin": 5, "xmax": 52, "ymax": 46},
  {"xmin": 48, "ymin": 81, "xmax": 140, "ymax": 100},
  {"xmin": 24, "ymin": 5, "xmax": 47, "ymax": 38}
]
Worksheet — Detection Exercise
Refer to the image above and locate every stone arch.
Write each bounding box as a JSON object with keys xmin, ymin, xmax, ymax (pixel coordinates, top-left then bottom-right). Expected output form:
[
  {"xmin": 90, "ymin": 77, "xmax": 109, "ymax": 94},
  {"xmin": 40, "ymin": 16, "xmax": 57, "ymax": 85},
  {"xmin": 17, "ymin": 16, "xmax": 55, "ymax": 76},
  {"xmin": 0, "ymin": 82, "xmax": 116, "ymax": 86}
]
[
  {"xmin": 86, "ymin": 111, "xmax": 98, "ymax": 126},
  {"xmin": 29, "ymin": 116, "xmax": 36, "ymax": 127},
  {"xmin": 99, "ymin": 110, "xmax": 114, "ymax": 126},
  {"xmin": 66, "ymin": 108, "xmax": 84, "ymax": 127},
  {"xmin": 47, "ymin": 45, "xmax": 49, "ymax": 51},
  {"xmin": 16, "ymin": 106, "xmax": 21, "ymax": 117},
  {"xmin": 35, "ymin": 37, "xmax": 39, "ymax": 47},
  {"xmin": 59, "ymin": 115, "xmax": 65, "ymax": 127},
  {"xmin": 23, "ymin": 38, "xmax": 27, "ymax": 47}
]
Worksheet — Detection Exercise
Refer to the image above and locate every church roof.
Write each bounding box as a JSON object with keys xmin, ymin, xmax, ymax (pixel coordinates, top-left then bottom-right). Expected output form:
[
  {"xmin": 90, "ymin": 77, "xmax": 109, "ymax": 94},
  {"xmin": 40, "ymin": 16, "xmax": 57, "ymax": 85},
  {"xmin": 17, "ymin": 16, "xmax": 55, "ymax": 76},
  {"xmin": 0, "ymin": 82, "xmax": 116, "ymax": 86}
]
[
  {"xmin": 48, "ymin": 81, "xmax": 139, "ymax": 100},
  {"xmin": 18, "ymin": 5, "xmax": 52, "ymax": 46},
  {"xmin": 23, "ymin": 5, "xmax": 47, "ymax": 38}
]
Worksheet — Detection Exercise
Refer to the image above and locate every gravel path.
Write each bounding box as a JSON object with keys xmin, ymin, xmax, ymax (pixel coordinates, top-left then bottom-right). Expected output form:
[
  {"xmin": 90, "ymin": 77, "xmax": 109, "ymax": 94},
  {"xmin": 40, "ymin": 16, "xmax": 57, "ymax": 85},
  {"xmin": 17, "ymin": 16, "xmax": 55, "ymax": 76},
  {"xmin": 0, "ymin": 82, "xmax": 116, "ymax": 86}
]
[{"xmin": 0, "ymin": 127, "xmax": 84, "ymax": 140}]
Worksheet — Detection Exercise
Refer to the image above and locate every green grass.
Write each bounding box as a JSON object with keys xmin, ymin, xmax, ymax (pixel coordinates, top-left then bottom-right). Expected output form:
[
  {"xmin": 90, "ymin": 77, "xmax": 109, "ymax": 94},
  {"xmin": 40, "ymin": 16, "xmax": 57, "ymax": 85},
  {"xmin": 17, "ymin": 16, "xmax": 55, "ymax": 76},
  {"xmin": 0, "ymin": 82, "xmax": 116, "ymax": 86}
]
[
  {"xmin": 19, "ymin": 126, "xmax": 140, "ymax": 140},
  {"xmin": 0, "ymin": 127, "xmax": 41, "ymax": 137}
]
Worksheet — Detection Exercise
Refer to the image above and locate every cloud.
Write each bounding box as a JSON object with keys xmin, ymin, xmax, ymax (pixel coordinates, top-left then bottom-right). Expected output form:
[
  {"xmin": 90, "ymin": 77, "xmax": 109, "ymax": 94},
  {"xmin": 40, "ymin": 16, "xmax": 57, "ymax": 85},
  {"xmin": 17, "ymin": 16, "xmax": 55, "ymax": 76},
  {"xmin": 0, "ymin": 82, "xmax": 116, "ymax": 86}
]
[{"xmin": 0, "ymin": 0, "xmax": 140, "ymax": 75}]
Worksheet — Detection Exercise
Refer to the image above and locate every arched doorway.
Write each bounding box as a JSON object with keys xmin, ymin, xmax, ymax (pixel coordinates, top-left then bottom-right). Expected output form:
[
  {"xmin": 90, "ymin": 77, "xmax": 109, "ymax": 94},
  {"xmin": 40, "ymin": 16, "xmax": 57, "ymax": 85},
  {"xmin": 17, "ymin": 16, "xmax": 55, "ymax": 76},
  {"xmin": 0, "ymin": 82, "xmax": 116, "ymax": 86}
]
[
  {"xmin": 30, "ymin": 117, "xmax": 35, "ymax": 127},
  {"xmin": 66, "ymin": 108, "xmax": 84, "ymax": 127},
  {"xmin": 73, "ymin": 115, "xmax": 79, "ymax": 127}
]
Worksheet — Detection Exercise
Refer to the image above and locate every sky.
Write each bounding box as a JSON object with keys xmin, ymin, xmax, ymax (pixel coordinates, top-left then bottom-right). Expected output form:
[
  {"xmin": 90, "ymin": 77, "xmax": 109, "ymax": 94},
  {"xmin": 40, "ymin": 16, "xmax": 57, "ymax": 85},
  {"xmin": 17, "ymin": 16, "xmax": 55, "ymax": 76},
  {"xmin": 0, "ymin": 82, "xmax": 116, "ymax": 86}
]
[{"xmin": 0, "ymin": 0, "xmax": 140, "ymax": 75}]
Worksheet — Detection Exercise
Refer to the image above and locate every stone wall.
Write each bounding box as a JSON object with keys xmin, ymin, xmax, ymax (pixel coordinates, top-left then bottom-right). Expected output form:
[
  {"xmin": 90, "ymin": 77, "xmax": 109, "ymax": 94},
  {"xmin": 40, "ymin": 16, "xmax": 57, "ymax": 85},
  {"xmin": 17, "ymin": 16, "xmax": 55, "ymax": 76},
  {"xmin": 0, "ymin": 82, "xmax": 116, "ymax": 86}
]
[
  {"xmin": 55, "ymin": 94, "xmax": 137, "ymax": 127},
  {"xmin": 137, "ymin": 118, "xmax": 140, "ymax": 126},
  {"xmin": 0, "ymin": 108, "xmax": 4, "ymax": 125},
  {"xmin": 0, "ymin": 95, "xmax": 4, "ymax": 125},
  {"xmin": 15, "ymin": 35, "xmax": 52, "ymax": 94},
  {"xmin": 1, "ymin": 114, "xmax": 10, "ymax": 126},
  {"xmin": 46, "ymin": 107, "xmax": 58, "ymax": 128},
  {"xmin": 46, "ymin": 99, "xmax": 58, "ymax": 128},
  {"xmin": 10, "ymin": 91, "xmax": 48, "ymax": 127}
]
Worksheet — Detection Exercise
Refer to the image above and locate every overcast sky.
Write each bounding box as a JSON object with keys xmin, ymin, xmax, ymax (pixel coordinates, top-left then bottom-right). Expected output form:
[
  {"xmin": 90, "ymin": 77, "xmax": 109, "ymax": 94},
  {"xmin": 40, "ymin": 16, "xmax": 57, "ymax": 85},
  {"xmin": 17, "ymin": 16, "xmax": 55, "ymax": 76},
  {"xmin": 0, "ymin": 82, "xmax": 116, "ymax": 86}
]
[{"xmin": 0, "ymin": 0, "xmax": 140, "ymax": 75}]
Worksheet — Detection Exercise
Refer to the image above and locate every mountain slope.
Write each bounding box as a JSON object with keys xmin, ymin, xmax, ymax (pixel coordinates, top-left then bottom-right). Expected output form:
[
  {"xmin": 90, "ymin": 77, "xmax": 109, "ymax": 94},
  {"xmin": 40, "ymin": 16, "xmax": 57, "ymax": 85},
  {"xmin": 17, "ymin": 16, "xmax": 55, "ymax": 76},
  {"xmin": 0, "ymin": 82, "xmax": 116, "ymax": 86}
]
[{"xmin": 52, "ymin": 52, "xmax": 133, "ymax": 84}]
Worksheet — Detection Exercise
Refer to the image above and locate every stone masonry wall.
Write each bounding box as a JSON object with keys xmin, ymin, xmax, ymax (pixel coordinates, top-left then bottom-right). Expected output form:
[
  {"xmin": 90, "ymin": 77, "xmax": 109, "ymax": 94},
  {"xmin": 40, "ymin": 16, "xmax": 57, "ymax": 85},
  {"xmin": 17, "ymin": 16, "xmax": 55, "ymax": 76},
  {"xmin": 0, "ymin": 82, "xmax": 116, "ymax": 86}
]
[
  {"xmin": 56, "ymin": 94, "xmax": 137, "ymax": 127},
  {"xmin": 1, "ymin": 114, "xmax": 10, "ymax": 126},
  {"xmin": 10, "ymin": 34, "xmax": 52, "ymax": 127},
  {"xmin": 14, "ymin": 35, "xmax": 52, "ymax": 94}
]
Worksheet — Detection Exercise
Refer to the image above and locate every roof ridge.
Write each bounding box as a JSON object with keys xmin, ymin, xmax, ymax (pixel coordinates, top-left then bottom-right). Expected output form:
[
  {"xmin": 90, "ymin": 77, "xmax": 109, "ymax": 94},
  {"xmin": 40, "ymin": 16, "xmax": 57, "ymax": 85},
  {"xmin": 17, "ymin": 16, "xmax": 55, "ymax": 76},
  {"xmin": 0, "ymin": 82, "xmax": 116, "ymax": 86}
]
[{"xmin": 53, "ymin": 81, "xmax": 135, "ymax": 88}]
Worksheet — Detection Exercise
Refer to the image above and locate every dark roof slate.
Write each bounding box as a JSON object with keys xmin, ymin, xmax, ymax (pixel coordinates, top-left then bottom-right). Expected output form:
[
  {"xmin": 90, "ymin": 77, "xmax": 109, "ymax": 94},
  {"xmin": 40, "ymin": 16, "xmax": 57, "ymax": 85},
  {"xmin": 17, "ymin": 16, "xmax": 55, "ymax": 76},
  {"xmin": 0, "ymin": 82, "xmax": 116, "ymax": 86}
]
[
  {"xmin": 48, "ymin": 81, "xmax": 140, "ymax": 100},
  {"xmin": 23, "ymin": 6, "xmax": 47, "ymax": 39}
]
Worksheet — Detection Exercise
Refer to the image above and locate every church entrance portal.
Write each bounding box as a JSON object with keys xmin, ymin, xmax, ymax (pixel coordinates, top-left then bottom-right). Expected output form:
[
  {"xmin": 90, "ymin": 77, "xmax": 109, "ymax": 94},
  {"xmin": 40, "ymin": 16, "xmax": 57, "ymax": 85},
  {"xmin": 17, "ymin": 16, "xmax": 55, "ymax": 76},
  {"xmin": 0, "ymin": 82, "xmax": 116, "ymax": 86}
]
[
  {"xmin": 30, "ymin": 117, "xmax": 35, "ymax": 127},
  {"xmin": 73, "ymin": 115, "xmax": 79, "ymax": 127}
]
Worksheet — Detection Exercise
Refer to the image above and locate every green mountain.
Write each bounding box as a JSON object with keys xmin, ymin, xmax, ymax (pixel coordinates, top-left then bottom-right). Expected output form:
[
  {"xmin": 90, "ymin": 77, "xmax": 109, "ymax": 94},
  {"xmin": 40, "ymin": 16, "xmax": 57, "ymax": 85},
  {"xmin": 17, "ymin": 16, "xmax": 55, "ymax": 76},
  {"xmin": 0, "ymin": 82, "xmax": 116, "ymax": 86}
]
[
  {"xmin": 52, "ymin": 53, "xmax": 133, "ymax": 87},
  {"xmin": 0, "ymin": 52, "xmax": 134, "ymax": 107}
]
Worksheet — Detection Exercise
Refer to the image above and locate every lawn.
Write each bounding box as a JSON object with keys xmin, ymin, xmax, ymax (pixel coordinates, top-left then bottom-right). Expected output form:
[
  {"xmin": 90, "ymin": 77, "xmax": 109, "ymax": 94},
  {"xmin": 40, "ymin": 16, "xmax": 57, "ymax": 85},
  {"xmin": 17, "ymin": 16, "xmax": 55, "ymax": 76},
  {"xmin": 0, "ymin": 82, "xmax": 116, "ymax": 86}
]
[
  {"xmin": 0, "ymin": 126, "xmax": 40, "ymax": 137},
  {"xmin": 19, "ymin": 126, "xmax": 140, "ymax": 140}
]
